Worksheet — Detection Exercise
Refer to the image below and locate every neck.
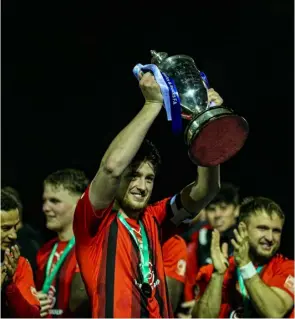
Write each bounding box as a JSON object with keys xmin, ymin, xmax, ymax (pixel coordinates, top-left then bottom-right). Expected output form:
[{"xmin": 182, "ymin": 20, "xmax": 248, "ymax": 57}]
[
  {"xmin": 114, "ymin": 201, "xmax": 142, "ymax": 220},
  {"xmin": 57, "ymin": 225, "xmax": 74, "ymax": 241},
  {"xmin": 249, "ymin": 251, "xmax": 269, "ymax": 266}
]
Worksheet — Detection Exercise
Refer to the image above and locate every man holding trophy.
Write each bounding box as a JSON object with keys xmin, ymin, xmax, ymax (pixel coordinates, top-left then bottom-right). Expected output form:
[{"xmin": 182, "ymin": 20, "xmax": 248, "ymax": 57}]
[{"xmin": 73, "ymin": 51, "xmax": 248, "ymax": 318}]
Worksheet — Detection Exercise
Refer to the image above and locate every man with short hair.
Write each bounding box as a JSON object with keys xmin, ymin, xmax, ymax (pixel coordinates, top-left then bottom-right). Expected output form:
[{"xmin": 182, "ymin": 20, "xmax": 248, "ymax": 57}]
[
  {"xmin": 35, "ymin": 169, "xmax": 90, "ymax": 318},
  {"xmin": 1, "ymin": 189, "xmax": 41, "ymax": 318},
  {"xmin": 182, "ymin": 183, "xmax": 240, "ymax": 303},
  {"xmin": 74, "ymin": 73, "xmax": 222, "ymax": 317},
  {"xmin": 2, "ymin": 186, "xmax": 43, "ymax": 275},
  {"xmin": 192, "ymin": 196, "xmax": 294, "ymax": 318}
]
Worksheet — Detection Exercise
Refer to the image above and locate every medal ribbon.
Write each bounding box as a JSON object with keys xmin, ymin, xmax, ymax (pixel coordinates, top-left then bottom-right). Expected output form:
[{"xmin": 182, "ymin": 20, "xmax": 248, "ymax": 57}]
[
  {"xmin": 118, "ymin": 213, "xmax": 150, "ymax": 285},
  {"xmin": 236, "ymin": 265, "xmax": 263, "ymax": 317},
  {"xmin": 42, "ymin": 237, "xmax": 75, "ymax": 293}
]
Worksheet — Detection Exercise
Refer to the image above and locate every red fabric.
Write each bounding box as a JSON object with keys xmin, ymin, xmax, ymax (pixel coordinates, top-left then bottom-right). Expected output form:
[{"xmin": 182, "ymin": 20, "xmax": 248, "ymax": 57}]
[
  {"xmin": 195, "ymin": 255, "xmax": 295, "ymax": 318},
  {"xmin": 190, "ymin": 115, "xmax": 248, "ymax": 166},
  {"xmin": 73, "ymin": 185, "xmax": 175, "ymax": 318},
  {"xmin": 4, "ymin": 256, "xmax": 40, "ymax": 318},
  {"xmin": 183, "ymin": 225, "xmax": 212, "ymax": 301},
  {"xmin": 162, "ymin": 235, "xmax": 187, "ymax": 284},
  {"xmin": 36, "ymin": 238, "xmax": 79, "ymax": 318}
]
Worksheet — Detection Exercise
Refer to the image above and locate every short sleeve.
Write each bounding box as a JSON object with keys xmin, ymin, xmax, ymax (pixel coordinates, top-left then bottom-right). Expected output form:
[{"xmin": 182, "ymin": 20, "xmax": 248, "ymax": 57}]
[
  {"xmin": 73, "ymin": 185, "xmax": 115, "ymax": 245},
  {"xmin": 268, "ymin": 259, "xmax": 295, "ymax": 298},
  {"xmin": 13, "ymin": 257, "xmax": 40, "ymax": 307},
  {"xmin": 150, "ymin": 195, "xmax": 191, "ymax": 242},
  {"xmin": 162, "ymin": 235, "xmax": 188, "ymax": 283}
]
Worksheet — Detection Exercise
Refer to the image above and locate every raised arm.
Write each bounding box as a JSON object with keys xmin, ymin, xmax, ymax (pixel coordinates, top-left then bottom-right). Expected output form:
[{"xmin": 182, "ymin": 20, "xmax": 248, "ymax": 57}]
[
  {"xmin": 192, "ymin": 230, "xmax": 229, "ymax": 318},
  {"xmin": 89, "ymin": 73, "xmax": 163, "ymax": 210}
]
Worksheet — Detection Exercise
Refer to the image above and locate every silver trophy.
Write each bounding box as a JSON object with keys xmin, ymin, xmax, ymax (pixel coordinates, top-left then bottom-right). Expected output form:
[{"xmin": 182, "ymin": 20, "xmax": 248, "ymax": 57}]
[{"xmin": 151, "ymin": 50, "xmax": 249, "ymax": 166}]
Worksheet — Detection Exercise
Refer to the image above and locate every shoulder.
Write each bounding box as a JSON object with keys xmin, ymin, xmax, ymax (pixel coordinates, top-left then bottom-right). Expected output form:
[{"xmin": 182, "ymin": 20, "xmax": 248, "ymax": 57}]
[
  {"xmin": 146, "ymin": 197, "xmax": 172, "ymax": 213},
  {"xmin": 163, "ymin": 235, "xmax": 186, "ymax": 250},
  {"xmin": 37, "ymin": 238, "xmax": 58, "ymax": 259},
  {"xmin": 190, "ymin": 224, "xmax": 212, "ymax": 243},
  {"xmin": 268, "ymin": 254, "xmax": 294, "ymax": 272}
]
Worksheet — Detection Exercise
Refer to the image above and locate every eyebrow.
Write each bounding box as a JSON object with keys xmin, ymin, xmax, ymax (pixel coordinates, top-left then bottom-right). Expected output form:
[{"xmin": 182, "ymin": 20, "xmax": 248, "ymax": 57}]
[{"xmin": 1, "ymin": 220, "xmax": 20, "ymax": 227}]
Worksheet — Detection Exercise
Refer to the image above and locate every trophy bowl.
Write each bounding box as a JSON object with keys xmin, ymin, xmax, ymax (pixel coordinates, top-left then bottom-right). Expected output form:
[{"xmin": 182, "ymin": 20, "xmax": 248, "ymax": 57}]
[{"xmin": 151, "ymin": 50, "xmax": 249, "ymax": 166}]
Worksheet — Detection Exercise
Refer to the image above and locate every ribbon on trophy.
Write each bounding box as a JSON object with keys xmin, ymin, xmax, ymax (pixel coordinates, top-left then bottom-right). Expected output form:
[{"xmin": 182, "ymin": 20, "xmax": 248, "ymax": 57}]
[
  {"xmin": 133, "ymin": 64, "xmax": 182, "ymax": 134},
  {"xmin": 199, "ymin": 71, "xmax": 216, "ymax": 107}
]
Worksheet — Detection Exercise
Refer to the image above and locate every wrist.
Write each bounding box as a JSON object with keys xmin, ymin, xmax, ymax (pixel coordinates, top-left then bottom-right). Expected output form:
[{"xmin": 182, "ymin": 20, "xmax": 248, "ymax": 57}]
[
  {"xmin": 212, "ymin": 269, "xmax": 226, "ymax": 277},
  {"xmin": 238, "ymin": 261, "xmax": 257, "ymax": 280},
  {"xmin": 144, "ymin": 100, "xmax": 163, "ymax": 108}
]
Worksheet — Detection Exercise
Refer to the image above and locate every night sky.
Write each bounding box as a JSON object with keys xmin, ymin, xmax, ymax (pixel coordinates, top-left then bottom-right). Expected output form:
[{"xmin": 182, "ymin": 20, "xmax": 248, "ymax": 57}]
[{"xmin": 2, "ymin": 1, "xmax": 294, "ymax": 257}]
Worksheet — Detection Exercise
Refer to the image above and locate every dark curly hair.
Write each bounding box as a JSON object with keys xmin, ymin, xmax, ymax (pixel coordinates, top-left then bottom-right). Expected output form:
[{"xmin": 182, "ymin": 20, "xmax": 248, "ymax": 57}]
[
  {"xmin": 239, "ymin": 196, "xmax": 285, "ymax": 223},
  {"xmin": 206, "ymin": 182, "xmax": 239, "ymax": 208},
  {"xmin": 1, "ymin": 189, "xmax": 20, "ymax": 212},
  {"xmin": 131, "ymin": 139, "xmax": 162, "ymax": 174},
  {"xmin": 44, "ymin": 168, "xmax": 89, "ymax": 195}
]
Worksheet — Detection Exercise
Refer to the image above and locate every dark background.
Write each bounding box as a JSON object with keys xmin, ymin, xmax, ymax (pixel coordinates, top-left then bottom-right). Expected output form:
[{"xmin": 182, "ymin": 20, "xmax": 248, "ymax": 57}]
[{"xmin": 2, "ymin": 1, "xmax": 294, "ymax": 257}]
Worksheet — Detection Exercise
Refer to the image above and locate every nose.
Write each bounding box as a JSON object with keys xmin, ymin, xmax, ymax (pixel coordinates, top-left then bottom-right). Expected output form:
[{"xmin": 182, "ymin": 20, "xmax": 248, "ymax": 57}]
[
  {"xmin": 264, "ymin": 230, "xmax": 274, "ymax": 242},
  {"xmin": 136, "ymin": 177, "xmax": 147, "ymax": 192},
  {"xmin": 8, "ymin": 228, "xmax": 17, "ymax": 241},
  {"xmin": 43, "ymin": 201, "xmax": 50, "ymax": 213},
  {"xmin": 214, "ymin": 208, "xmax": 223, "ymax": 218}
]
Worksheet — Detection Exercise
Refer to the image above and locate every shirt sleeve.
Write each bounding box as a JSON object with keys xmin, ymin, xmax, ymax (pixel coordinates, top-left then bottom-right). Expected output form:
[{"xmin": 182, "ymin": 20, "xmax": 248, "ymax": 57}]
[
  {"xmin": 5, "ymin": 257, "xmax": 40, "ymax": 318},
  {"xmin": 151, "ymin": 195, "xmax": 191, "ymax": 242},
  {"xmin": 73, "ymin": 185, "xmax": 115, "ymax": 245},
  {"xmin": 162, "ymin": 236, "xmax": 188, "ymax": 283},
  {"xmin": 268, "ymin": 259, "xmax": 295, "ymax": 298}
]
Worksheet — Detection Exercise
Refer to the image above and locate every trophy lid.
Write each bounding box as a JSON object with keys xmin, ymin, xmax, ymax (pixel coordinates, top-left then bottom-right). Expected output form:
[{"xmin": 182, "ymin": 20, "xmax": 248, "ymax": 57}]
[{"xmin": 150, "ymin": 50, "xmax": 168, "ymax": 65}]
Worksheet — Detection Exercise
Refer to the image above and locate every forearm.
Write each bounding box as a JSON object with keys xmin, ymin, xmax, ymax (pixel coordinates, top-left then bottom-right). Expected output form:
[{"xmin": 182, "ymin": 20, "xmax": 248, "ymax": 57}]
[
  {"xmin": 192, "ymin": 272, "xmax": 223, "ymax": 318},
  {"xmin": 166, "ymin": 277, "xmax": 183, "ymax": 313},
  {"xmin": 245, "ymin": 274, "xmax": 290, "ymax": 318},
  {"xmin": 100, "ymin": 102, "xmax": 162, "ymax": 176},
  {"xmin": 181, "ymin": 165, "xmax": 220, "ymax": 214},
  {"xmin": 5, "ymin": 283, "xmax": 40, "ymax": 317}
]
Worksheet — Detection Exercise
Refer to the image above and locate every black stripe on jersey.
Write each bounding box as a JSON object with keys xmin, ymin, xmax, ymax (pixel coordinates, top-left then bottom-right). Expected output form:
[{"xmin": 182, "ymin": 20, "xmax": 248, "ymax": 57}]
[{"xmin": 105, "ymin": 219, "xmax": 118, "ymax": 318}]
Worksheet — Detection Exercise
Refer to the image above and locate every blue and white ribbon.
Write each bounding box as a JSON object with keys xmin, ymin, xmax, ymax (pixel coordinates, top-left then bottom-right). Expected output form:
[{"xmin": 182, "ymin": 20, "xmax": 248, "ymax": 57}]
[
  {"xmin": 200, "ymin": 71, "xmax": 216, "ymax": 107},
  {"xmin": 133, "ymin": 63, "xmax": 182, "ymax": 134}
]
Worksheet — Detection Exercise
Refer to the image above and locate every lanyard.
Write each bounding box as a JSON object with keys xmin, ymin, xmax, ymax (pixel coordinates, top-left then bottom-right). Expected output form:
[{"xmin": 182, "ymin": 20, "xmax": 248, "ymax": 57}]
[
  {"xmin": 42, "ymin": 237, "xmax": 75, "ymax": 293},
  {"xmin": 118, "ymin": 212, "xmax": 150, "ymax": 283},
  {"xmin": 236, "ymin": 265, "xmax": 263, "ymax": 317}
]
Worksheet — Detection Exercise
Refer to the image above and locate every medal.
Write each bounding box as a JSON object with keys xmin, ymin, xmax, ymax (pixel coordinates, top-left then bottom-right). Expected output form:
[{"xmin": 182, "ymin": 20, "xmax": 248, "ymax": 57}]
[
  {"xmin": 118, "ymin": 213, "xmax": 154, "ymax": 298},
  {"xmin": 141, "ymin": 282, "xmax": 152, "ymax": 298}
]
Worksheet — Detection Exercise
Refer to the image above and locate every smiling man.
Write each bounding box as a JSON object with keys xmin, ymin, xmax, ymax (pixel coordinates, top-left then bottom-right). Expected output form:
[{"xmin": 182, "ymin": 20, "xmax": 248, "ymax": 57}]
[
  {"xmin": 35, "ymin": 169, "xmax": 90, "ymax": 318},
  {"xmin": 1, "ymin": 189, "xmax": 41, "ymax": 318},
  {"xmin": 192, "ymin": 196, "xmax": 294, "ymax": 318},
  {"xmin": 182, "ymin": 183, "xmax": 239, "ymax": 303},
  {"xmin": 73, "ymin": 73, "xmax": 221, "ymax": 318}
]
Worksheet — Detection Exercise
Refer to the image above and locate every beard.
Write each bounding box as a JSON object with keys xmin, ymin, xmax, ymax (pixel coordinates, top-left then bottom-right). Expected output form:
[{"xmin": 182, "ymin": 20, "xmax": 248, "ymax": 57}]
[
  {"xmin": 116, "ymin": 194, "xmax": 149, "ymax": 219},
  {"xmin": 249, "ymin": 242, "xmax": 279, "ymax": 264}
]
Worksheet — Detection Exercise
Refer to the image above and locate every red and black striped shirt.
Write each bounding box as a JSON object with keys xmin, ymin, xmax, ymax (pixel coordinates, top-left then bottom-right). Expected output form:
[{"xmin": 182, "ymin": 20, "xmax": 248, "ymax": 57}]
[{"xmin": 74, "ymin": 186, "xmax": 187, "ymax": 318}]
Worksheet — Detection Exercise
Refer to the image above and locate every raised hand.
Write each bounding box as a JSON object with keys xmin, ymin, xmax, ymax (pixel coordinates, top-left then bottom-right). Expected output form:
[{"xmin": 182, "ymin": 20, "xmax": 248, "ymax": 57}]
[
  {"xmin": 3, "ymin": 245, "xmax": 20, "ymax": 279},
  {"xmin": 139, "ymin": 72, "xmax": 163, "ymax": 105},
  {"xmin": 211, "ymin": 229, "xmax": 229, "ymax": 275},
  {"xmin": 208, "ymin": 88, "xmax": 223, "ymax": 106},
  {"xmin": 231, "ymin": 222, "xmax": 251, "ymax": 267}
]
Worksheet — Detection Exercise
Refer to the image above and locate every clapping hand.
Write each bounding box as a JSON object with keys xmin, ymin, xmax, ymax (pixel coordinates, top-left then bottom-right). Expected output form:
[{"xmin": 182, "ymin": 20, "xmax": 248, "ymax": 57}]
[
  {"xmin": 231, "ymin": 222, "xmax": 251, "ymax": 267},
  {"xmin": 211, "ymin": 229, "xmax": 229, "ymax": 275}
]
